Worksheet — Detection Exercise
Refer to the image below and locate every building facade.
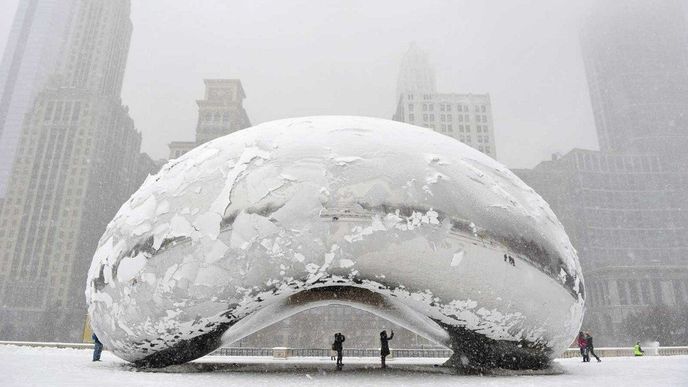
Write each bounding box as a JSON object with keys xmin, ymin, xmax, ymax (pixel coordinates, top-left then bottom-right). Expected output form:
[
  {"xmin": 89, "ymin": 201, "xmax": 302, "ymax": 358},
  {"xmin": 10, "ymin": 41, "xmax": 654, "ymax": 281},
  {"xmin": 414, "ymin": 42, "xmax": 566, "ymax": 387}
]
[
  {"xmin": 0, "ymin": 0, "xmax": 155, "ymax": 341},
  {"xmin": 0, "ymin": 0, "xmax": 77, "ymax": 198},
  {"xmin": 514, "ymin": 0, "xmax": 688, "ymax": 345},
  {"xmin": 393, "ymin": 44, "xmax": 497, "ymax": 159},
  {"xmin": 393, "ymin": 93, "xmax": 497, "ymax": 159},
  {"xmin": 515, "ymin": 150, "xmax": 688, "ymax": 345},
  {"xmin": 580, "ymin": 0, "xmax": 688, "ymax": 162},
  {"xmin": 168, "ymin": 79, "xmax": 251, "ymax": 159}
]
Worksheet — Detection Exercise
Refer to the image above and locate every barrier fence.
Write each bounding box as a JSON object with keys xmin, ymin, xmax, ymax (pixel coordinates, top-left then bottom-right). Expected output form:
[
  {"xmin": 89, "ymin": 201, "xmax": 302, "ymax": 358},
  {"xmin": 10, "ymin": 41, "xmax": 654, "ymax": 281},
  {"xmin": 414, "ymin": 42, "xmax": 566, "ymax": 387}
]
[{"xmin": 1, "ymin": 341, "xmax": 687, "ymax": 359}]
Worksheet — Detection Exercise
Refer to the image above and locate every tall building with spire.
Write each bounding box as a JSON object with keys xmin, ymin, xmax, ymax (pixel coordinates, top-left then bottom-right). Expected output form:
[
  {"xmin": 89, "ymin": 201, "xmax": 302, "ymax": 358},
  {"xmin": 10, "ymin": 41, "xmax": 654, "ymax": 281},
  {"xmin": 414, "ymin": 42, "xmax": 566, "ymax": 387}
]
[
  {"xmin": 0, "ymin": 0, "xmax": 77, "ymax": 199},
  {"xmin": 393, "ymin": 44, "xmax": 497, "ymax": 159},
  {"xmin": 168, "ymin": 79, "xmax": 251, "ymax": 159},
  {"xmin": 396, "ymin": 43, "xmax": 436, "ymax": 98},
  {"xmin": 0, "ymin": 0, "xmax": 153, "ymax": 341}
]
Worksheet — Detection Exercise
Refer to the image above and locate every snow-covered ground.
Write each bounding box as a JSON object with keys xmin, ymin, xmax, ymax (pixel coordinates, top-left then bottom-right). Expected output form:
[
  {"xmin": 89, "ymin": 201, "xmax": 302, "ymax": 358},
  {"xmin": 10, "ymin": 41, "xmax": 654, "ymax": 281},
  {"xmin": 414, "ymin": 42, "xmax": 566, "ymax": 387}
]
[{"xmin": 2, "ymin": 345, "xmax": 686, "ymax": 386}]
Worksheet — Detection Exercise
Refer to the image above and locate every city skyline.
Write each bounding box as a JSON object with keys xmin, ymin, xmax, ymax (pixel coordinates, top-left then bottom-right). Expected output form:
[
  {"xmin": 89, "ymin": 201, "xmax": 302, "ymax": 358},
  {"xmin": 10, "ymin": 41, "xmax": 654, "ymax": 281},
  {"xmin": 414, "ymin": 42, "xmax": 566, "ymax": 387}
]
[{"xmin": 2, "ymin": 0, "xmax": 600, "ymax": 169}]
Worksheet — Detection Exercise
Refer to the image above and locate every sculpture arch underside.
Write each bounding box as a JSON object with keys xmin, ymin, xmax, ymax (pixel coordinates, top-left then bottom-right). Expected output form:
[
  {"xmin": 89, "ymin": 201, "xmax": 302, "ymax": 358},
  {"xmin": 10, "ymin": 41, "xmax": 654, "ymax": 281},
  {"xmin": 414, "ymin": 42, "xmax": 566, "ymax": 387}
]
[
  {"xmin": 85, "ymin": 117, "xmax": 584, "ymax": 371},
  {"xmin": 132, "ymin": 284, "xmax": 553, "ymax": 371}
]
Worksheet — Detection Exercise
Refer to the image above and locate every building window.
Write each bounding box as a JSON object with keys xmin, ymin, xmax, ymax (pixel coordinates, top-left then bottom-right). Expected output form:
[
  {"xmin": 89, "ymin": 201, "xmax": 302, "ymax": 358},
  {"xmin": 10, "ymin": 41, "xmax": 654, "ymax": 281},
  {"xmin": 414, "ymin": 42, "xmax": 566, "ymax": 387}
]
[
  {"xmin": 72, "ymin": 102, "xmax": 81, "ymax": 121},
  {"xmin": 653, "ymin": 280, "xmax": 663, "ymax": 304},
  {"xmin": 409, "ymin": 113, "xmax": 415, "ymax": 121},
  {"xmin": 408, "ymin": 103, "xmax": 414, "ymax": 111},
  {"xmin": 429, "ymin": 104, "xmax": 434, "ymax": 112},
  {"xmin": 440, "ymin": 114, "xmax": 445, "ymax": 122},
  {"xmin": 673, "ymin": 280, "xmax": 685, "ymax": 304},
  {"xmin": 54, "ymin": 101, "xmax": 63, "ymax": 122},
  {"xmin": 423, "ymin": 104, "xmax": 427, "ymax": 111},
  {"xmin": 429, "ymin": 114, "xmax": 435, "ymax": 121},
  {"xmin": 640, "ymin": 281, "xmax": 651, "ymax": 304},
  {"xmin": 477, "ymin": 126, "xmax": 482, "ymax": 133},
  {"xmin": 459, "ymin": 125, "xmax": 464, "ymax": 132},
  {"xmin": 447, "ymin": 124, "xmax": 453, "ymax": 132},
  {"xmin": 44, "ymin": 102, "xmax": 54, "ymax": 121},
  {"xmin": 617, "ymin": 280, "xmax": 628, "ymax": 305},
  {"xmin": 629, "ymin": 281, "xmax": 640, "ymax": 304},
  {"xmin": 447, "ymin": 114, "xmax": 453, "ymax": 121},
  {"xmin": 481, "ymin": 105, "xmax": 486, "ymax": 112},
  {"xmin": 440, "ymin": 104, "xmax": 445, "ymax": 112},
  {"xmin": 423, "ymin": 114, "xmax": 428, "ymax": 121},
  {"xmin": 485, "ymin": 146, "xmax": 490, "ymax": 153}
]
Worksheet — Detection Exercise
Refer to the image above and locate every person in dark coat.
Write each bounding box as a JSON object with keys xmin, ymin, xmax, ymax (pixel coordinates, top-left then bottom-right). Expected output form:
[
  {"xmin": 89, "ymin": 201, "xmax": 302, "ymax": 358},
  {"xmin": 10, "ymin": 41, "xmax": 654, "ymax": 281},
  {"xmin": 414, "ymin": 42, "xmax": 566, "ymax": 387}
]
[
  {"xmin": 585, "ymin": 331, "xmax": 601, "ymax": 362},
  {"xmin": 92, "ymin": 333, "xmax": 103, "ymax": 361},
  {"xmin": 380, "ymin": 329, "xmax": 394, "ymax": 368},
  {"xmin": 332, "ymin": 332, "xmax": 345, "ymax": 370},
  {"xmin": 577, "ymin": 331, "xmax": 589, "ymax": 362}
]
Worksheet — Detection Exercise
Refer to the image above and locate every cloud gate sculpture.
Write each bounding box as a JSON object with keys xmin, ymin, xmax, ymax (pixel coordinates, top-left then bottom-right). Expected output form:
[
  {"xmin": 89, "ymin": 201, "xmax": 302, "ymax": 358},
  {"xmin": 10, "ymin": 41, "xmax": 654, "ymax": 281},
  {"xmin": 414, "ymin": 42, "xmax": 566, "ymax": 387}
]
[{"xmin": 86, "ymin": 116, "xmax": 584, "ymax": 370}]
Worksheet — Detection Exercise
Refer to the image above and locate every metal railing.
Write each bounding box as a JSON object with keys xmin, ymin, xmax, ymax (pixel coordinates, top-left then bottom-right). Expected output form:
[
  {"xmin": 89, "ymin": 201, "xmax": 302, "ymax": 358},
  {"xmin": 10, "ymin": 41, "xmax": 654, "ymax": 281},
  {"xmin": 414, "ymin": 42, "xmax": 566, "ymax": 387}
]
[
  {"xmin": 211, "ymin": 347, "xmax": 454, "ymax": 358},
  {"xmin": 1, "ymin": 341, "xmax": 686, "ymax": 359}
]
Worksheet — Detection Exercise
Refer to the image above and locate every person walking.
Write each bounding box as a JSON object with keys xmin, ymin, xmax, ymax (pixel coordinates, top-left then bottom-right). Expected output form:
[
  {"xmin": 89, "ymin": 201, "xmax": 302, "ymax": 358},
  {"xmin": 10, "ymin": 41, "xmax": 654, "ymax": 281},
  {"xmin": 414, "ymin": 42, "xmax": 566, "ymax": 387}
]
[
  {"xmin": 577, "ymin": 331, "xmax": 589, "ymax": 362},
  {"xmin": 379, "ymin": 329, "xmax": 394, "ymax": 368},
  {"xmin": 332, "ymin": 332, "xmax": 345, "ymax": 370},
  {"xmin": 633, "ymin": 341, "xmax": 644, "ymax": 356},
  {"xmin": 585, "ymin": 331, "xmax": 601, "ymax": 362},
  {"xmin": 92, "ymin": 333, "xmax": 103, "ymax": 362}
]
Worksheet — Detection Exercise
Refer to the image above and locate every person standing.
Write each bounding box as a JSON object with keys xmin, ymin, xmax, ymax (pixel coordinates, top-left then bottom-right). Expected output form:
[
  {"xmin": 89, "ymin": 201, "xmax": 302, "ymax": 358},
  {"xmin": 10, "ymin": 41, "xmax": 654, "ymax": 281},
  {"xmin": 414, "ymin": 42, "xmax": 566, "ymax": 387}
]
[
  {"xmin": 380, "ymin": 329, "xmax": 394, "ymax": 368},
  {"xmin": 577, "ymin": 331, "xmax": 589, "ymax": 362},
  {"xmin": 332, "ymin": 332, "xmax": 345, "ymax": 370},
  {"xmin": 585, "ymin": 331, "xmax": 601, "ymax": 362},
  {"xmin": 92, "ymin": 333, "xmax": 103, "ymax": 362},
  {"xmin": 633, "ymin": 341, "xmax": 644, "ymax": 356}
]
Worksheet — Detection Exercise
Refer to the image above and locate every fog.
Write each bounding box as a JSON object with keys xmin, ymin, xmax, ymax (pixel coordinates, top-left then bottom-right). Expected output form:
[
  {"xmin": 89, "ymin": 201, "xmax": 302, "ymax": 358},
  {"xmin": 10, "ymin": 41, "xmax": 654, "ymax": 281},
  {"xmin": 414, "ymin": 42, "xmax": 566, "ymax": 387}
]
[
  {"xmin": 1, "ymin": 0, "xmax": 597, "ymax": 168},
  {"xmin": 1, "ymin": 0, "xmax": 686, "ymax": 357}
]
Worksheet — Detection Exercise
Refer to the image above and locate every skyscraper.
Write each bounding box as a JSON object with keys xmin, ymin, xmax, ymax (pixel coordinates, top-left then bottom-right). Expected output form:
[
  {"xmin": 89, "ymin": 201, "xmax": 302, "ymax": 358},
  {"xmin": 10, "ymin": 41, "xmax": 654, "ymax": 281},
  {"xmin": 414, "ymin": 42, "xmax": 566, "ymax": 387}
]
[
  {"xmin": 0, "ymin": 0, "xmax": 77, "ymax": 198},
  {"xmin": 393, "ymin": 44, "xmax": 497, "ymax": 159},
  {"xmin": 0, "ymin": 0, "xmax": 152, "ymax": 341},
  {"xmin": 515, "ymin": 0, "xmax": 688, "ymax": 345},
  {"xmin": 580, "ymin": 0, "xmax": 688, "ymax": 162},
  {"xmin": 396, "ymin": 43, "xmax": 436, "ymax": 98}
]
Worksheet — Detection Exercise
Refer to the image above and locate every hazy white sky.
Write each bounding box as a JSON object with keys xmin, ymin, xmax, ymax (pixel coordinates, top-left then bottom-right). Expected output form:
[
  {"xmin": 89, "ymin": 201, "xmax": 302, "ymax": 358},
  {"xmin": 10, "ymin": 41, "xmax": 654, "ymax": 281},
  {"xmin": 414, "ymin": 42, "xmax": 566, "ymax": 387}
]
[{"xmin": 0, "ymin": 0, "xmax": 599, "ymax": 168}]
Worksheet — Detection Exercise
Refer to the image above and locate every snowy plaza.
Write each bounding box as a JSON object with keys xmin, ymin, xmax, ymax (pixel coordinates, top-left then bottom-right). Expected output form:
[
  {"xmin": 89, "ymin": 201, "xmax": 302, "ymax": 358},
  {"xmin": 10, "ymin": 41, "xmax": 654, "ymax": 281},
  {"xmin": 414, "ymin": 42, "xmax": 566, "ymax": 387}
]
[{"xmin": 1, "ymin": 345, "xmax": 687, "ymax": 386}]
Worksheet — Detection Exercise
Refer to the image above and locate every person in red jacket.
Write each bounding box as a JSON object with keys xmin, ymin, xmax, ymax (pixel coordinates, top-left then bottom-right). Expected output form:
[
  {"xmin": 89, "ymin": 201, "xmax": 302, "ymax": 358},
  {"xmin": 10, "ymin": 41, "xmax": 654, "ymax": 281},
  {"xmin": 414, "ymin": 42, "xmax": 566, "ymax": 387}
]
[{"xmin": 577, "ymin": 331, "xmax": 589, "ymax": 362}]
